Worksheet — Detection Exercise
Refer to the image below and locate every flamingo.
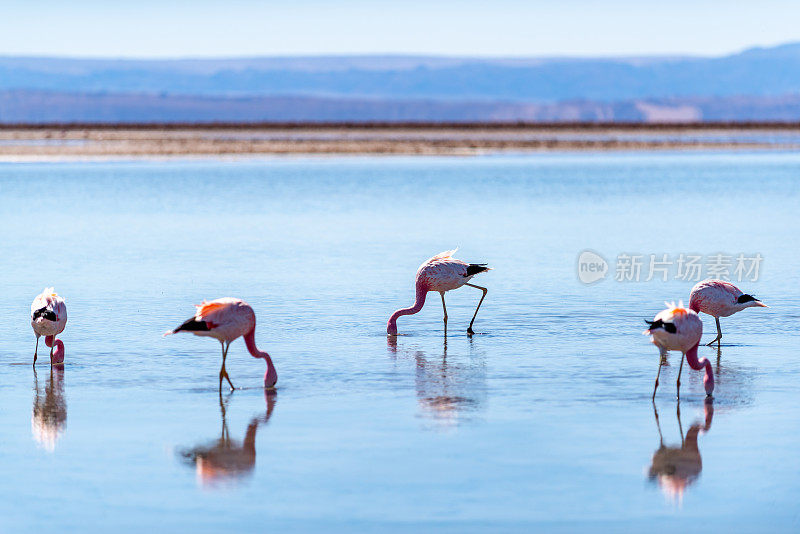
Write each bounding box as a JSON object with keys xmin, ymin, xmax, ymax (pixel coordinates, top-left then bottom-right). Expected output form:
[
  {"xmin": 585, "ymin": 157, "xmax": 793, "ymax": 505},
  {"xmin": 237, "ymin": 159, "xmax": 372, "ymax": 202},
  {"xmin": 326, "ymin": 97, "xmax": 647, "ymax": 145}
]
[
  {"xmin": 164, "ymin": 298, "xmax": 277, "ymax": 390},
  {"xmin": 644, "ymin": 301, "xmax": 714, "ymax": 399},
  {"xmin": 689, "ymin": 279, "xmax": 767, "ymax": 346},
  {"xmin": 31, "ymin": 287, "xmax": 67, "ymax": 366},
  {"xmin": 387, "ymin": 249, "xmax": 490, "ymax": 336}
]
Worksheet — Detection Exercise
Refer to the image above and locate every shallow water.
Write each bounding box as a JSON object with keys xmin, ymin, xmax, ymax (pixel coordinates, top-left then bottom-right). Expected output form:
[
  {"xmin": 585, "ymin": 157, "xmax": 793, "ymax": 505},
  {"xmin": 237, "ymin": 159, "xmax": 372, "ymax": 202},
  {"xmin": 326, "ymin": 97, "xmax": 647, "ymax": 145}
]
[{"xmin": 1, "ymin": 153, "xmax": 798, "ymax": 532}]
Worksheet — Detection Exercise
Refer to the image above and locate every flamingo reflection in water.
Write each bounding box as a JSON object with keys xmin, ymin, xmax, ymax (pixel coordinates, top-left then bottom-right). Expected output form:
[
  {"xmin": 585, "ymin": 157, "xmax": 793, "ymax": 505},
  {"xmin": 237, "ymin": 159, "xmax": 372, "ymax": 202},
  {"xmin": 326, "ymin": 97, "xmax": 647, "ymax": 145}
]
[
  {"xmin": 32, "ymin": 367, "xmax": 67, "ymax": 452},
  {"xmin": 388, "ymin": 336, "xmax": 486, "ymax": 431},
  {"xmin": 649, "ymin": 400, "xmax": 714, "ymax": 502},
  {"xmin": 178, "ymin": 390, "xmax": 277, "ymax": 488}
]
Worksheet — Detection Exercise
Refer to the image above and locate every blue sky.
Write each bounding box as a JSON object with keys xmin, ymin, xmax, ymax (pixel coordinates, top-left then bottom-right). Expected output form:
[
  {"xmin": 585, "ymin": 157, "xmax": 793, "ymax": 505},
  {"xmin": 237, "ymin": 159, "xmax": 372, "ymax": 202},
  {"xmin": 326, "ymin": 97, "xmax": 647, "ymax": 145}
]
[{"xmin": 2, "ymin": 0, "xmax": 799, "ymax": 58}]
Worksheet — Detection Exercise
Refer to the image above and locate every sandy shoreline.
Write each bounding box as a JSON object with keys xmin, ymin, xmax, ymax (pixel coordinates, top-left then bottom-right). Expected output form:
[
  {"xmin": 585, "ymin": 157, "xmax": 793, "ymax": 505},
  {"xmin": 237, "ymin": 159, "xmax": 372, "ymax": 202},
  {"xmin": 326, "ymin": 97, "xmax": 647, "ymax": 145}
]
[{"xmin": 1, "ymin": 123, "xmax": 800, "ymax": 157}]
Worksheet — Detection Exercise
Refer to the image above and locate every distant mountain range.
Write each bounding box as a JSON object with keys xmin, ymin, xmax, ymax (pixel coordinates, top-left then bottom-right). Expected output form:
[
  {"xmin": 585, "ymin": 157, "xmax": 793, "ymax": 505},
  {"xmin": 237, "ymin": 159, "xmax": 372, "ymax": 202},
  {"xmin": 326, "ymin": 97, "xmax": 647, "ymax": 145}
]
[
  {"xmin": 2, "ymin": 44, "xmax": 800, "ymax": 122},
  {"xmin": 5, "ymin": 90, "xmax": 800, "ymax": 123}
]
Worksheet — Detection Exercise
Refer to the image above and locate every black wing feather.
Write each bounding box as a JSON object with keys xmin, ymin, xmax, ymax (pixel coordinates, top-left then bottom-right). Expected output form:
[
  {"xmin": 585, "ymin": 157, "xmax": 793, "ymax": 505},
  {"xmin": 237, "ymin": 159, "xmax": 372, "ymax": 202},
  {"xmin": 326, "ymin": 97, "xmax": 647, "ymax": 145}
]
[
  {"xmin": 644, "ymin": 319, "xmax": 676, "ymax": 333},
  {"xmin": 32, "ymin": 307, "xmax": 57, "ymax": 322}
]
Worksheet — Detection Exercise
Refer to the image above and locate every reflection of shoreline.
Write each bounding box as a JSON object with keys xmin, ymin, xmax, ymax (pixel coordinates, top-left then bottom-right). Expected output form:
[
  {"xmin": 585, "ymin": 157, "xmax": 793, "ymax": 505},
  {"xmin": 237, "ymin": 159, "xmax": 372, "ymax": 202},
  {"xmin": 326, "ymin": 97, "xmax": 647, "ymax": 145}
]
[
  {"xmin": 178, "ymin": 391, "xmax": 277, "ymax": 488},
  {"xmin": 649, "ymin": 401, "xmax": 713, "ymax": 502},
  {"xmin": 389, "ymin": 336, "xmax": 487, "ymax": 431},
  {"xmin": 32, "ymin": 367, "xmax": 67, "ymax": 452}
]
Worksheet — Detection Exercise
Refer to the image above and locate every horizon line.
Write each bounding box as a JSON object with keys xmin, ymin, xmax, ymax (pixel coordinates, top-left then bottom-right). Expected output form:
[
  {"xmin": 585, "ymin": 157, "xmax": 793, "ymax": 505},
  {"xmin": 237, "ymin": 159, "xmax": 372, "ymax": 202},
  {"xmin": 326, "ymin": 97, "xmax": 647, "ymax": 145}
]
[{"xmin": 1, "ymin": 41, "xmax": 796, "ymax": 63}]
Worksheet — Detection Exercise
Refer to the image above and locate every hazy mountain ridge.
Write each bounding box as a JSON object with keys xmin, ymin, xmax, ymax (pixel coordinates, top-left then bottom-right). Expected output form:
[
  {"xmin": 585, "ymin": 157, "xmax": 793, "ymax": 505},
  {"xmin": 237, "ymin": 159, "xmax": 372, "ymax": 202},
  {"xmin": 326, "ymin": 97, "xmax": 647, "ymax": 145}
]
[
  {"xmin": 2, "ymin": 44, "xmax": 800, "ymax": 122},
  {"xmin": 1, "ymin": 43, "xmax": 800, "ymax": 102}
]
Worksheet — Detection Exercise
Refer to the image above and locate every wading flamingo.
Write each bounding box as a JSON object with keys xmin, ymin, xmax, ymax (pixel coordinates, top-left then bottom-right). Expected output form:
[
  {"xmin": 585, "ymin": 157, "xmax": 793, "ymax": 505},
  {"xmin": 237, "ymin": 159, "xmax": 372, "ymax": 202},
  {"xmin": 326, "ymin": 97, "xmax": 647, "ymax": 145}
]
[
  {"xmin": 164, "ymin": 298, "xmax": 277, "ymax": 391},
  {"xmin": 387, "ymin": 249, "xmax": 490, "ymax": 336},
  {"xmin": 644, "ymin": 302, "xmax": 714, "ymax": 399},
  {"xmin": 689, "ymin": 279, "xmax": 767, "ymax": 346},
  {"xmin": 31, "ymin": 287, "xmax": 67, "ymax": 366}
]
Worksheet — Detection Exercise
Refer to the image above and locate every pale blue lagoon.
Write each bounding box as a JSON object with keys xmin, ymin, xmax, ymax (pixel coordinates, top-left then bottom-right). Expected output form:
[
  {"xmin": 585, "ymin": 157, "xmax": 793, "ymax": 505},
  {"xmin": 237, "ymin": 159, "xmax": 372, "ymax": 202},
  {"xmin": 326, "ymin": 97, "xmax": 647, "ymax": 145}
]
[{"xmin": 0, "ymin": 153, "xmax": 798, "ymax": 532}]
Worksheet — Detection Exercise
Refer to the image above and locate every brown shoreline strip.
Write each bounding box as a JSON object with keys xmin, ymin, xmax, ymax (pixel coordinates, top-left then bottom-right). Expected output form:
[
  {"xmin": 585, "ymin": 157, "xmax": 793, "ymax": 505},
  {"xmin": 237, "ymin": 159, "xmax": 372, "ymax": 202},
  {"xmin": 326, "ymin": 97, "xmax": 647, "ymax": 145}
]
[{"xmin": 1, "ymin": 123, "xmax": 799, "ymax": 156}]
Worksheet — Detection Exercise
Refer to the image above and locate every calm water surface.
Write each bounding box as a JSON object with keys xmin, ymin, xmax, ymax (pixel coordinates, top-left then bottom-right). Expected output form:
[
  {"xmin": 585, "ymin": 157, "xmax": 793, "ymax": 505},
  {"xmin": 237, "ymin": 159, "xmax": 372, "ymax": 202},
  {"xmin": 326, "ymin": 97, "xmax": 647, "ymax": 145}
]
[{"xmin": 1, "ymin": 153, "xmax": 798, "ymax": 532}]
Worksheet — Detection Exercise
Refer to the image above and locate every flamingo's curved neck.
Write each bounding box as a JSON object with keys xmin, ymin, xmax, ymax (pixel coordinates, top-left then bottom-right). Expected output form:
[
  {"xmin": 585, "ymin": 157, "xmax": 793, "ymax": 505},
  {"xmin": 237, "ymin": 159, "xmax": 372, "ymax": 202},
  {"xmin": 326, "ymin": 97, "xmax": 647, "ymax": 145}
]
[
  {"xmin": 688, "ymin": 298, "xmax": 701, "ymax": 313},
  {"xmin": 387, "ymin": 281, "xmax": 428, "ymax": 334},
  {"xmin": 684, "ymin": 343, "xmax": 714, "ymax": 395},
  {"xmin": 44, "ymin": 335, "xmax": 65, "ymax": 365},
  {"xmin": 243, "ymin": 328, "xmax": 278, "ymax": 387}
]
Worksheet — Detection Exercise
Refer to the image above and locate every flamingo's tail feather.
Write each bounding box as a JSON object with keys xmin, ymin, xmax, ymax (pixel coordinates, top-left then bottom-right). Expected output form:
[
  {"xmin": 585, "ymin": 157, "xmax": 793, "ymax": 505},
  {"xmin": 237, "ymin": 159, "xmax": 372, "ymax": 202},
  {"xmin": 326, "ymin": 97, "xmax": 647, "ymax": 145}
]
[
  {"xmin": 466, "ymin": 263, "xmax": 491, "ymax": 276},
  {"xmin": 165, "ymin": 317, "xmax": 211, "ymax": 337}
]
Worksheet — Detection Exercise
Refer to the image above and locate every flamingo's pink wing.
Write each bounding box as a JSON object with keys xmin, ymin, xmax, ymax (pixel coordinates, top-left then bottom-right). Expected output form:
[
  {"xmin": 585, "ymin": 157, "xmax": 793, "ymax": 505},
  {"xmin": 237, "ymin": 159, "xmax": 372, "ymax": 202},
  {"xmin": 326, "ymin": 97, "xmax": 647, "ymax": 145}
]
[{"xmin": 195, "ymin": 301, "xmax": 232, "ymax": 328}]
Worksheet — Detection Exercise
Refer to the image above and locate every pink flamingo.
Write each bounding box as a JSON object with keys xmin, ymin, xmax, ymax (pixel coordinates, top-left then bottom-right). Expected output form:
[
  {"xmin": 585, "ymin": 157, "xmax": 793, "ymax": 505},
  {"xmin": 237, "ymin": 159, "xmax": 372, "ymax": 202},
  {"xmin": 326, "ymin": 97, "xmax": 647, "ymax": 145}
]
[
  {"xmin": 644, "ymin": 301, "xmax": 714, "ymax": 399},
  {"xmin": 30, "ymin": 287, "xmax": 66, "ymax": 366},
  {"xmin": 387, "ymin": 249, "xmax": 490, "ymax": 336},
  {"xmin": 689, "ymin": 279, "xmax": 767, "ymax": 346},
  {"xmin": 165, "ymin": 298, "xmax": 277, "ymax": 390}
]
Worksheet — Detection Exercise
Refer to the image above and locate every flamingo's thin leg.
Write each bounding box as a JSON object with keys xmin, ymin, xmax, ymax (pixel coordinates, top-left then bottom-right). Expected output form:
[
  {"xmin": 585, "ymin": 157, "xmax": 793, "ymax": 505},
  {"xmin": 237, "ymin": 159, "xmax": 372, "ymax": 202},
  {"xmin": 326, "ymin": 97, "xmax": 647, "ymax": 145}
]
[
  {"xmin": 33, "ymin": 336, "xmax": 39, "ymax": 366},
  {"xmin": 465, "ymin": 283, "xmax": 487, "ymax": 336},
  {"xmin": 676, "ymin": 352, "xmax": 685, "ymax": 400},
  {"xmin": 652, "ymin": 356, "xmax": 663, "ymax": 400},
  {"xmin": 224, "ymin": 342, "xmax": 235, "ymax": 390},
  {"xmin": 49, "ymin": 336, "xmax": 55, "ymax": 366},
  {"xmin": 219, "ymin": 341, "xmax": 235, "ymax": 391},
  {"xmin": 440, "ymin": 292, "xmax": 448, "ymax": 330},
  {"xmin": 218, "ymin": 342, "xmax": 224, "ymax": 390},
  {"xmin": 706, "ymin": 317, "xmax": 722, "ymax": 346}
]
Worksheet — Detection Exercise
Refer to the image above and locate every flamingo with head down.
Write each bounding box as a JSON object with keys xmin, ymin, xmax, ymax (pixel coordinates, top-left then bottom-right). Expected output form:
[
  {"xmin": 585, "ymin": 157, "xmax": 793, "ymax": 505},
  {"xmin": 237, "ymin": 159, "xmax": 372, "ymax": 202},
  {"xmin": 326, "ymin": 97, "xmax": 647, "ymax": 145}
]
[
  {"xmin": 165, "ymin": 298, "xmax": 277, "ymax": 391},
  {"xmin": 387, "ymin": 249, "xmax": 490, "ymax": 336},
  {"xmin": 645, "ymin": 301, "xmax": 714, "ymax": 400},
  {"xmin": 31, "ymin": 287, "xmax": 67, "ymax": 366}
]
